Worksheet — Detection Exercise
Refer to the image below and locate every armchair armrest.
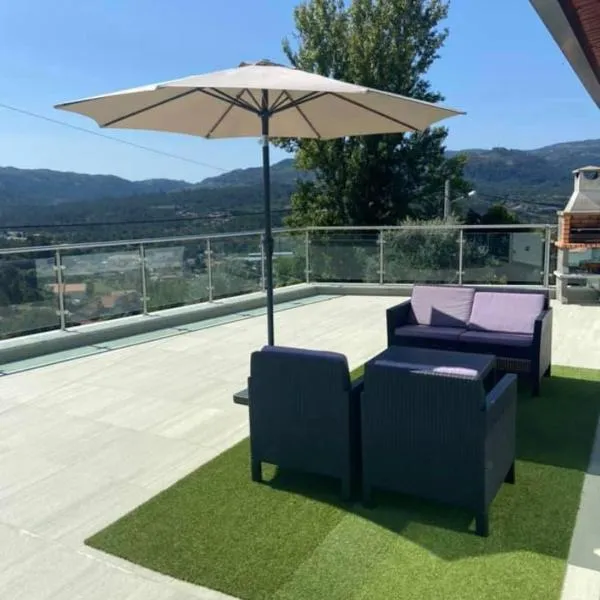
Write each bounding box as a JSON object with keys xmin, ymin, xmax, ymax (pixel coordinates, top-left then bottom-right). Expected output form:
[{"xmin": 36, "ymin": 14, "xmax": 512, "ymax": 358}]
[
  {"xmin": 534, "ymin": 308, "xmax": 553, "ymax": 378},
  {"xmin": 350, "ymin": 375, "xmax": 364, "ymax": 402},
  {"xmin": 386, "ymin": 300, "xmax": 412, "ymax": 346},
  {"xmin": 485, "ymin": 373, "xmax": 517, "ymax": 428}
]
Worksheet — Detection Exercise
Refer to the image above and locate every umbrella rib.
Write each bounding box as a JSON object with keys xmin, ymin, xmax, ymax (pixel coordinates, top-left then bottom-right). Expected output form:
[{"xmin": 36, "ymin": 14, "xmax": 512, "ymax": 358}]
[
  {"xmin": 283, "ymin": 91, "xmax": 321, "ymax": 138},
  {"xmin": 197, "ymin": 88, "xmax": 259, "ymax": 114},
  {"xmin": 205, "ymin": 89, "xmax": 248, "ymax": 138},
  {"xmin": 328, "ymin": 92, "xmax": 418, "ymax": 132},
  {"xmin": 101, "ymin": 89, "xmax": 198, "ymax": 127},
  {"xmin": 270, "ymin": 91, "xmax": 289, "ymax": 112},
  {"xmin": 244, "ymin": 90, "xmax": 262, "ymax": 112},
  {"xmin": 270, "ymin": 91, "xmax": 326, "ymax": 115}
]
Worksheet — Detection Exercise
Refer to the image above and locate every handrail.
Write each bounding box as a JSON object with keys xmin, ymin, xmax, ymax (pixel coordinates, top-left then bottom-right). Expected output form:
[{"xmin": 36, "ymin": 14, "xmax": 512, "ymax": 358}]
[{"xmin": 0, "ymin": 224, "xmax": 557, "ymax": 256}]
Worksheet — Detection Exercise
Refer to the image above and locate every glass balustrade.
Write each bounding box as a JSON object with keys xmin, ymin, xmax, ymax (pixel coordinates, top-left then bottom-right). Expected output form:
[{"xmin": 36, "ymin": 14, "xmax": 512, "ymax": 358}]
[
  {"xmin": 0, "ymin": 225, "xmax": 557, "ymax": 340},
  {"xmin": 271, "ymin": 231, "xmax": 307, "ymax": 287},
  {"xmin": 59, "ymin": 245, "xmax": 143, "ymax": 326},
  {"xmin": 307, "ymin": 231, "xmax": 380, "ymax": 282},
  {"xmin": 382, "ymin": 228, "xmax": 460, "ymax": 284},
  {"xmin": 144, "ymin": 241, "xmax": 210, "ymax": 312},
  {"xmin": 209, "ymin": 234, "xmax": 263, "ymax": 300},
  {"xmin": 0, "ymin": 250, "xmax": 60, "ymax": 339},
  {"xmin": 461, "ymin": 230, "xmax": 545, "ymax": 285}
]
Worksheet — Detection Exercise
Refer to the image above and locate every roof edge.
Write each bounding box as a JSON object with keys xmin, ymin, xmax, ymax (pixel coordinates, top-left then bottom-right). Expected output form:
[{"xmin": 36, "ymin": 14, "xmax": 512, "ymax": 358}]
[{"xmin": 530, "ymin": 0, "xmax": 600, "ymax": 107}]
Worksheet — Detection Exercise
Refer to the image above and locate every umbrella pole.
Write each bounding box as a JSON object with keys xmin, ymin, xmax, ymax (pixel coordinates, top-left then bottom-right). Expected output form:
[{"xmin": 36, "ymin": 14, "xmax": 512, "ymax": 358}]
[{"xmin": 261, "ymin": 90, "xmax": 275, "ymax": 346}]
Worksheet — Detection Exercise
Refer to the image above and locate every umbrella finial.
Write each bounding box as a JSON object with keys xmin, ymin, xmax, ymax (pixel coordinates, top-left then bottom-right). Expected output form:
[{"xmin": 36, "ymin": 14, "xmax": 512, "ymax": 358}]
[{"xmin": 238, "ymin": 59, "xmax": 287, "ymax": 68}]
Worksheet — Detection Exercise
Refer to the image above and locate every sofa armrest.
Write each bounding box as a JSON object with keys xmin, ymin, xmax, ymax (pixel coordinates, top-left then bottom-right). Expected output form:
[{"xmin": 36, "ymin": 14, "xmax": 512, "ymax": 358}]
[
  {"xmin": 534, "ymin": 308, "xmax": 553, "ymax": 378},
  {"xmin": 386, "ymin": 300, "xmax": 412, "ymax": 346}
]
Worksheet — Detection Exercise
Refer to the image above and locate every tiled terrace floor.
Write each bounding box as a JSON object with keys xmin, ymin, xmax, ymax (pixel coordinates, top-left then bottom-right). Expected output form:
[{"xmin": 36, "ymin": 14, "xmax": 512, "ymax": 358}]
[{"xmin": 0, "ymin": 295, "xmax": 598, "ymax": 599}]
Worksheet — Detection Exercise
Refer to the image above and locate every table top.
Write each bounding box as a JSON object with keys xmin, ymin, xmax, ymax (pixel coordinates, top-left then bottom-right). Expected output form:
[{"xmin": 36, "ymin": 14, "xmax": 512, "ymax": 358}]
[{"xmin": 370, "ymin": 346, "xmax": 495, "ymax": 379}]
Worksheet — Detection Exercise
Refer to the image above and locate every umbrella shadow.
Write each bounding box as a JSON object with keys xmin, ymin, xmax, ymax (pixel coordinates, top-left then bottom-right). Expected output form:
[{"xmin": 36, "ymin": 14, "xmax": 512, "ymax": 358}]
[{"xmin": 262, "ymin": 372, "xmax": 600, "ymax": 562}]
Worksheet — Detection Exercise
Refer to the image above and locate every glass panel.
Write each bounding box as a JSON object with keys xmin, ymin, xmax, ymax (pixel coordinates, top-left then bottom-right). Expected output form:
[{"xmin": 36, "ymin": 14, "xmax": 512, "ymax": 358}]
[
  {"xmin": 210, "ymin": 234, "xmax": 262, "ymax": 299},
  {"xmin": 308, "ymin": 231, "xmax": 379, "ymax": 282},
  {"xmin": 383, "ymin": 228, "xmax": 460, "ymax": 284},
  {"xmin": 462, "ymin": 230, "xmax": 544, "ymax": 285},
  {"xmin": 0, "ymin": 250, "xmax": 60, "ymax": 339},
  {"xmin": 272, "ymin": 232, "xmax": 306, "ymax": 287},
  {"xmin": 144, "ymin": 241, "xmax": 209, "ymax": 312},
  {"xmin": 61, "ymin": 245, "xmax": 143, "ymax": 326}
]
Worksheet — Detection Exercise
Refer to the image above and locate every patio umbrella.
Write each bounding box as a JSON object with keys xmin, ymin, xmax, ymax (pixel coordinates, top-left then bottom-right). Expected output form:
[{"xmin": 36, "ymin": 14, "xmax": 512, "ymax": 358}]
[{"xmin": 55, "ymin": 59, "xmax": 464, "ymax": 345}]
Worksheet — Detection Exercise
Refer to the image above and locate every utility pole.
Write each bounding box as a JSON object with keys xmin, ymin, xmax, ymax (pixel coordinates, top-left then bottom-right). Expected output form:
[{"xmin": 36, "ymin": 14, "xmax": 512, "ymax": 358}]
[{"xmin": 443, "ymin": 179, "xmax": 451, "ymax": 221}]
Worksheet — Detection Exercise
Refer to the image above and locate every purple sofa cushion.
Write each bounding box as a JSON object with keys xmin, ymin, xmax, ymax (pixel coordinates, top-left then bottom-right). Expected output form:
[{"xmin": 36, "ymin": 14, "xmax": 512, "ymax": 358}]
[
  {"xmin": 394, "ymin": 325, "xmax": 466, "ymax": 341},
  {"xmin": 468, "ymin": 292, "xmax": 545, "ymax": 334},
  {"xmin": 409, "ymin": 285, "xmax": 476, "ymax": 327},
  {"xmin": 460, "ymin": 331, "xmax": 534, "ymax": 347},
  {"xmin": 374, "ymin": 359, "xmax": 479, "ymax": 379}
]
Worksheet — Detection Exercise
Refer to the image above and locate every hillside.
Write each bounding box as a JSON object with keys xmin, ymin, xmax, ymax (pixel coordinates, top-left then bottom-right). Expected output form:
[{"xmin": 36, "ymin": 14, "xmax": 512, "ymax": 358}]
[
  {"xmin": 0, "ymin": 166, "xmax": 191, "ymax": 205},
  {"xmin": 1, "ymin": 138, "xmax": 598, "ymax": 241}
]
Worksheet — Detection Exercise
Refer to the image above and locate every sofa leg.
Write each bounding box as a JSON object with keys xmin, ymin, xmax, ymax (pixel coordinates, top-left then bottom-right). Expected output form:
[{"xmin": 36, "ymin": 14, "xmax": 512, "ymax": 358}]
[
  {"xmin": 544, "ymin": 364, "xmax": 552, "ymax": 378},
  {"xmin": 475, "ymin": 512, "xmax": 489, "ymax": 537},
  {"xmin": 504, "ymin": 462, "xmax": 516, "ymax": 485},
  {"xmin": 251, "ymin": 458, "xmax": 262, "ymax": 483},
  {"xmin": 532, "ymin": 377, "xmax": 541, "ymax": 397}
]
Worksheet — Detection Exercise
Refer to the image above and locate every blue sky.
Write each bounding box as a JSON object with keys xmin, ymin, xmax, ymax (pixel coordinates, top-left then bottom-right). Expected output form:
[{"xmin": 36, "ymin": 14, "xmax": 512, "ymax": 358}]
[{"xmin": 0, "ymin": 0, "xmax": 598, "ymax": 183}]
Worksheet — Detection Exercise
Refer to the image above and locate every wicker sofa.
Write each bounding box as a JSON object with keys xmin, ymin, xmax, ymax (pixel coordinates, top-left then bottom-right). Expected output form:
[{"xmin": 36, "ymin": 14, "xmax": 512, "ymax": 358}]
[
  {"xmin": 386, "ymin": 285, "xmax": 553, "ymax": 395},
  {"xmin": 247, "ymin": 345, "xmax": 363, "ymax": 500},
  {"xmin": 361, "ymin": 353, "xmax": 518, "ymax": 536}
]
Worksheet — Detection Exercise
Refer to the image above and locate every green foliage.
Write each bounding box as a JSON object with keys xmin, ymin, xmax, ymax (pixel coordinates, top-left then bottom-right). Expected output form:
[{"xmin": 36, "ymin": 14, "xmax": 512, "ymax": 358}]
[
  {"xmin": 465, "ymin": 203, "xmax": 521, "ymax": 225},
  {"xmin": 275, "ymin": 0, "xmax": 469, "ymax": 227}
]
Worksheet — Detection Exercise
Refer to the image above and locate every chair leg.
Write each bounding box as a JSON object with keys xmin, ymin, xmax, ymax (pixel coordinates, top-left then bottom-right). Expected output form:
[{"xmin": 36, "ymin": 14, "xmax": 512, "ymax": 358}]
[
  {"xmin": 475, "ymin": 512, "xmax": 489, "ymax": 537},
  {"xmin": 251, "ymin": 458, "xmax": 262, "ymax": 482},
  {"xmin": 504, "ymin": 462, "xmax": 516, "ymax": 484},
  {"xmin": 341, "ymin": 478, "xmax": 351, "ymax": 502},
  {"xmin": 362, "ymin": 481, "xmax": 374, "ymax": 508}
]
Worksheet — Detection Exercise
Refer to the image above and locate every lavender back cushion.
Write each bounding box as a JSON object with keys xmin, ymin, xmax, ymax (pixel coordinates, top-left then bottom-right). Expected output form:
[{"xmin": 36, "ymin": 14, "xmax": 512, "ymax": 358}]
[
  {"xmin": 410, "ymin": 285, "xmax": 475, "ymax": 327},
  {"xmin": 468, "ymin": 292, "xmax": 545, "ymax": 334}
]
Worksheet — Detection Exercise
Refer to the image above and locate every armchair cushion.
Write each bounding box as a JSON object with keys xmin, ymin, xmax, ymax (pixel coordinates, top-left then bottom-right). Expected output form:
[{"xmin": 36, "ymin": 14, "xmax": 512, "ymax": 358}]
[
  {"xmin": 468, "ymin": 292, "xmax": 545, "ymax": 334},
  {"xmin": 409, "ymin": 285, "xmax": 475, "ymax": 328}
]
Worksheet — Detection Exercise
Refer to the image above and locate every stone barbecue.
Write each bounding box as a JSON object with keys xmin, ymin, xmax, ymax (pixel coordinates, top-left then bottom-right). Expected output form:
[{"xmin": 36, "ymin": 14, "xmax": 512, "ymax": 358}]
[{"xmin": 555, "ymin": 166, "xmax": 600, "ymax": 303}]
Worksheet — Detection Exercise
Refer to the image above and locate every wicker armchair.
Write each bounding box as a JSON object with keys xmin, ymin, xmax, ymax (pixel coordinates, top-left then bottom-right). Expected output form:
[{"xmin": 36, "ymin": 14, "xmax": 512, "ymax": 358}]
[
  {"xmin": 361, "ymin": 358, "xmax": 517, "ymax": 536},
  {"xmin": 248, "ymin": 345, "xmax": 363, "ymax": 500}
]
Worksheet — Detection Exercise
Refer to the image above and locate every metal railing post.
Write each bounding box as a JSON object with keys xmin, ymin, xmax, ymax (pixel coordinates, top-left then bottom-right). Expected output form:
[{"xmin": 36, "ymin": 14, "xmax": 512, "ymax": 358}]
[
  {"xmin": 378, "ymin": 230, "xmax": 384, "ymax": 284},
  {"xmin": 543, "ymin": 226, "xmax": 552, "ymax": 288},
  {"xmin": 206, "ymin": 238, "xmax": 213, "ymax": 302},
  {"xmin": 304, "ymin": 229, "xmax": 310, "ymax": 283},
  {"xmin": 54, "ymin": 249, "xmax": 66, "ymax": 330},
  {"xmin": 260, "ymin": 233, "xmax": 266, "ymax": 291},
  {"xmin": 139, "ymin": 243, "xmax": 148, "ymax": 315},
  {"xmin": 458, "ymin": 229, "xmax": 464, "ymax": 285}
]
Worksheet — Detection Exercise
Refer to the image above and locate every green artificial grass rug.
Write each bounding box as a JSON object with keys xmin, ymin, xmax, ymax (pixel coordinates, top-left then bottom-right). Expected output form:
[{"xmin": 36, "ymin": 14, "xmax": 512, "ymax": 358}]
[{"xmin": 87, "ymin": 366, "xmax": 600, "ymax": 600}]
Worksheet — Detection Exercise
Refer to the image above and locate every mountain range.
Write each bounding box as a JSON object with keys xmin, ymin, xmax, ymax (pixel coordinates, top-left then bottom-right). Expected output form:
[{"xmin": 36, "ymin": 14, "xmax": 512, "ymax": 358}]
[{"xmin": 1, "ymin": 138, "xmax": 597, "ymax": 232}]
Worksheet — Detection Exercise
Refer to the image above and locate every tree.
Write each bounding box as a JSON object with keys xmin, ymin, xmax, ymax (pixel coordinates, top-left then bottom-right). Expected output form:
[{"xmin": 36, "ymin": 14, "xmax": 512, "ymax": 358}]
[
  {"xmin": 465, "ymin": 203, "xmax": 520, "ymax": 225},
  {"xmin": 277, "ymin": 0, "xmax": 469, "ymax": 227}
]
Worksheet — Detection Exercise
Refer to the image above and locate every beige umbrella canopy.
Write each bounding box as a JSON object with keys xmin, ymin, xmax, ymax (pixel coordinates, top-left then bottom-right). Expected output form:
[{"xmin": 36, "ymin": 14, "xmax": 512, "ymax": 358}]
[{"xmin": 56, "ymin": 60, "xmax": 464, "ymax": 344}]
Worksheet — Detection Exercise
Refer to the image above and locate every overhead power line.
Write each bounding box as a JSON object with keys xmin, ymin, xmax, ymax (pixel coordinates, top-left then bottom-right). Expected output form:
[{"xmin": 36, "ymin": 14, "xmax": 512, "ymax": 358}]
[{"xmin": 0, "ymin": 101, "xmax": 229, "ymax": 172}]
